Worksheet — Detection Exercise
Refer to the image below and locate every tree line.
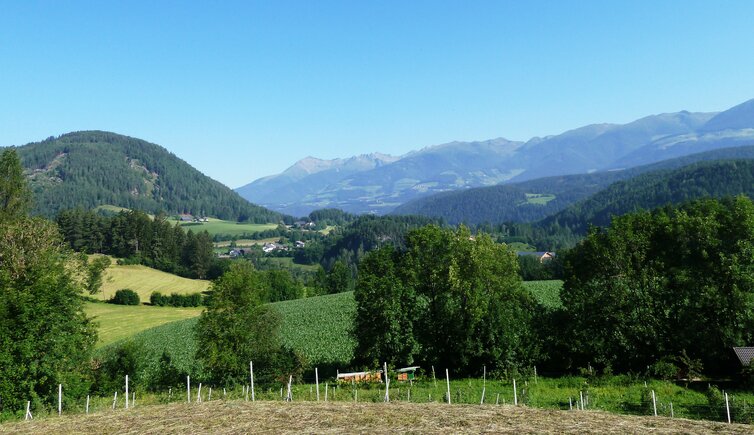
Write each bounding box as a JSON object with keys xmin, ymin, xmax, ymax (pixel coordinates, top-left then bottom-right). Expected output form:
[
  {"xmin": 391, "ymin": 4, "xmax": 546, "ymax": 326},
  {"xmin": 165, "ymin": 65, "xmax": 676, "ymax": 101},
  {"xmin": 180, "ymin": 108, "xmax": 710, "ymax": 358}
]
[{"xmin": 56, "ymin": 208, "xmax": 218, "ymax": 280}]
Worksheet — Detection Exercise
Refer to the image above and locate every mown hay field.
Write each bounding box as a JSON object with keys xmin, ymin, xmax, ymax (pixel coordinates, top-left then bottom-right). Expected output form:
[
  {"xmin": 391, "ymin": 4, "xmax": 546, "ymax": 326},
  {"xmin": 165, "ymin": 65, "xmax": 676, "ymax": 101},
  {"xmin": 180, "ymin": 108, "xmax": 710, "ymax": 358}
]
[
  {"xmin": 2, "ymin": 400, "xmax": 749, "ymax": 434},
  {"xmin": 99, "ymin": 264, "xmax": 210, "ymax": 301},
  {"xmin": 179, "ymin": 218, "xmax": 277, "ymax": 237},
  {"xmin": 85, "ymin": 302, "xmax": 203, "ymax": 348}
]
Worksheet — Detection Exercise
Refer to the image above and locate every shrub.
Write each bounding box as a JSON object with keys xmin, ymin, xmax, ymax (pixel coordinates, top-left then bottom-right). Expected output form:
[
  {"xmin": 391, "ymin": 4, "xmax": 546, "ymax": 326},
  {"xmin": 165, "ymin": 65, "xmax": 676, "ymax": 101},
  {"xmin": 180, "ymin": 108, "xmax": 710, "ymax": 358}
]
[
  {"xmin": 649, "ymin": 358, "xmax": 679, "ymax": 380},
  {"xmin": 111, "ymin": 289, "xmax": 140, "ymax": 305}
]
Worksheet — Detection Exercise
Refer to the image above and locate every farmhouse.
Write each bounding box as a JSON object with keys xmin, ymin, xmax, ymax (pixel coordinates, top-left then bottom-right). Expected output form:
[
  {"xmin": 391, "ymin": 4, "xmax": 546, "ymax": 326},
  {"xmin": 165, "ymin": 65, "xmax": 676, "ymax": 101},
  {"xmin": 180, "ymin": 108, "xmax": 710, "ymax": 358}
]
[
  {"xmin": 179, "ymin": 214, "xmax": 193, "ymax": 222},
  {"xmin": 262, "ymin": 242, "xmax": 288, "ymax": 253},
  {"xmin": 733, "ymin": 347, "xmax": 754, "ymax": 366},
  {"xmin": 516, "ymin": 251, "xmax": 556, "ymax": 263}
]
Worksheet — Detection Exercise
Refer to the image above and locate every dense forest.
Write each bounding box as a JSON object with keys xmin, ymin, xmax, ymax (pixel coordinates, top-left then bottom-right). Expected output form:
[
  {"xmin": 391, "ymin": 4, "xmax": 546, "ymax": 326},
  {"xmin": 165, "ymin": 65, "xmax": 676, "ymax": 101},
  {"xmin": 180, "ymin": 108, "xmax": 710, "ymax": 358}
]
[
  {"xmin": 392, "ymin": 145, "xmax": 754, "ymax": 225},
  {"xmin": 8, "ymin": 131, "xmax": 287, "ymax": 223},
  {"xmin": 541, "ymin": 159, "xmax": 754, "ymax": 233},
  {"xmin": 56, "ymin": 208, "xmax": 219, "ymax": 280}
]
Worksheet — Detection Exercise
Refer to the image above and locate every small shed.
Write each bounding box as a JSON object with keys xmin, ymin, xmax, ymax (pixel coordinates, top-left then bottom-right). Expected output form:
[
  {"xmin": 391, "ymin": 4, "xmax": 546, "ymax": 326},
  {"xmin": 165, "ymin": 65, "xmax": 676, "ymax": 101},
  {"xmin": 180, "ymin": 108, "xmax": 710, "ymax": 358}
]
[
  {"xmin": 733, "ymin": 347, "xmax": 754, "ymax": 366},
  {"xmin": 395, "ymin": 366, "xmax": 420, "ymax": 382}
]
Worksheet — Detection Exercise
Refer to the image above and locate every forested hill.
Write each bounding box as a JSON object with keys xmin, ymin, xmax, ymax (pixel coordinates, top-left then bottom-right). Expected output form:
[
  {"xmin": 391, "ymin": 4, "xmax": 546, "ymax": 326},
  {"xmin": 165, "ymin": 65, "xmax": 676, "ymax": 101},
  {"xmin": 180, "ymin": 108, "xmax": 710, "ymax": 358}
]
[
  {"xmin": 541, "ymin": 159, "xmax": 754, "ymax": 233},
  {"xmin": 391, "ymin": 145, "xmax": 754, "ymax": 225},
  {"xmin": 8, "ymin": 131, "xmax": 287, "ymax": 222}
]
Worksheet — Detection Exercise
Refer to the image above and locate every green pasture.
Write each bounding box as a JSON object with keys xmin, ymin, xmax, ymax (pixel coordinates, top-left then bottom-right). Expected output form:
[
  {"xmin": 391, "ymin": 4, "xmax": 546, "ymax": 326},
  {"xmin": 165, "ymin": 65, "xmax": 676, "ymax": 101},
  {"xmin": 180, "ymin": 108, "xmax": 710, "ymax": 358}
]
[
  {"xmin": 85, "ymin": 302, "xmax": 203, "ymax": 348},
  {"xmin": 524, "ymin": 193, "xmax": 556, "ymax": 205},
  {"xmin": 179, "ymin": 218, "xmax": 277, "ymax": 236},
  {"xmin": 99, "ymin": 263, "xmax": 210, "ymax": 301}
]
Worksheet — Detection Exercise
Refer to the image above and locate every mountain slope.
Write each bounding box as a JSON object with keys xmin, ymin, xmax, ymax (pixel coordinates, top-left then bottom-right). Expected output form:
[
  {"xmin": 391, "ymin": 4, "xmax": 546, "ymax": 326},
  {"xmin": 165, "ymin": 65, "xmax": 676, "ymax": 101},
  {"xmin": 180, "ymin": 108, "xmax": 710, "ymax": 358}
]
[
  {"xmin": 541, "ymin": 159, "xmax": 754, "ymax": 232},
  {"xmin": 237, "ymin": 109, "xmax": 722, "ymax": 215},
  {"xmin": 607, "ymin": 99, "xmax": 754, "ymax": 168},
  {"xmin": 12, "ymin": 131, "xmax": 286, "ymax": 222},
  {"xmin": 236, "ymin": 153, "xmax": 399, "ymax": 214},
  {"xmin": 391, "ymin": 145, "xmax": 754, "ymax": 225}
]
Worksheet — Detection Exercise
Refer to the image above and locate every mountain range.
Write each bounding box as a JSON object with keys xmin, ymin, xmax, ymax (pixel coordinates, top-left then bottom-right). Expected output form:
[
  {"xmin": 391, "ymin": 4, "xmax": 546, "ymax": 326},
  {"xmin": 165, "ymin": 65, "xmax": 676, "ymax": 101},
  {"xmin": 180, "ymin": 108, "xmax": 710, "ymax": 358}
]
[{"xmin": 236, "ymin": 99, "xmax": 754, "ymax": 216}]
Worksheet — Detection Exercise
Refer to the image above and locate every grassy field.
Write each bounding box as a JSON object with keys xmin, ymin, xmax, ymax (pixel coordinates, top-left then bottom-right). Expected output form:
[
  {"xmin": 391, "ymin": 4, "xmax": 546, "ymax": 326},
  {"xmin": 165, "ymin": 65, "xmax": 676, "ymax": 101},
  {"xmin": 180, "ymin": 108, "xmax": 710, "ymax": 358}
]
[
  {"xmin": 524, "ymin": 193, "xmax": 556, "ymax": 205},
  {"xmin": 179, "ymin": 218, "xmax": 277, "ymax": 237},
  {"xmin": 4, "ymin": 398, "xmax": 751, "ymax": 433},
  {"xmin": 99, "ymin": 264, "xmax": 209, "ymax": 301},
  {"xmin": 85, "ymin": 302, "xmax": 203, "ymax": 348},
  {"xmin": 97, "ymin": 281, "xmax": 559, "ymax": 371},
  {"xmin": 214, "ymin": 237, "xmax": 279, "ymax": 248}
]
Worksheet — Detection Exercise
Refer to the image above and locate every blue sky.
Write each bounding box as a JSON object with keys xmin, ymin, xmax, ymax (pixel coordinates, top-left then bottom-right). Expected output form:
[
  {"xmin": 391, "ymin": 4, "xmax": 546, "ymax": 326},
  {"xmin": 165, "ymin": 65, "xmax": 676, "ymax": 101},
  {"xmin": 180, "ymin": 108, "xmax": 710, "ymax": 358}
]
[{"xmin": 2, "ymin": 1, "xmax": 754, "ymax": 188}]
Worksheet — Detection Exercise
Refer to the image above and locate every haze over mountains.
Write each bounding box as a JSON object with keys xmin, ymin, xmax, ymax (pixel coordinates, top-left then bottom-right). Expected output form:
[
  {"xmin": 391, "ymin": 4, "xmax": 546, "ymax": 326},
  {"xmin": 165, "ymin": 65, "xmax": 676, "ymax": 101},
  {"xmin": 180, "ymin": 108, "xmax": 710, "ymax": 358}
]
[{"xmin": 236, "ymin": 99, "xmax": 754, "ymax": 216}]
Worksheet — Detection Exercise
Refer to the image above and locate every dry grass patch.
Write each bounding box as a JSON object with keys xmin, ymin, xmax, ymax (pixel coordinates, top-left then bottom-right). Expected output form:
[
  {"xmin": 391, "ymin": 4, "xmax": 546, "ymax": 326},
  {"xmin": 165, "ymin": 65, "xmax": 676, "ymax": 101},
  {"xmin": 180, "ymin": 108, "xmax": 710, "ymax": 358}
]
[
  {"xmin": 2, "ymin": 400, "xmax": 748, "ymax": 434},
  {"xmin": 99, "ymin": 264, "xmax": 209, "ymax": 301}
]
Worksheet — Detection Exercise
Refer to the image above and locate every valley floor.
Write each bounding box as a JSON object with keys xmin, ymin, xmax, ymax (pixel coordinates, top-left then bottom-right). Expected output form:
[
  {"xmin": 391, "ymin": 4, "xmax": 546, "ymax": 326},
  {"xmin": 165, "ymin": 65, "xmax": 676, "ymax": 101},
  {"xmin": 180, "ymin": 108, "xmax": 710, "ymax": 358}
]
[{"xmin": 2, "ymin": 401, "xmax": 748, "ymax": 434}]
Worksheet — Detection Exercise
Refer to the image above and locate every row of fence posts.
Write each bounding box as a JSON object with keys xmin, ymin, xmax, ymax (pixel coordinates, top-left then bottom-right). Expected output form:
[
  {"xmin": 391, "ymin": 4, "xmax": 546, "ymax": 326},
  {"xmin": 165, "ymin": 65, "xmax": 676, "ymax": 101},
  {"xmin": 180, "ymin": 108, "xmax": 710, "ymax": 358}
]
[{"xmin": 20, "ymin": 362, "xmax": 737, "ymax": 425}]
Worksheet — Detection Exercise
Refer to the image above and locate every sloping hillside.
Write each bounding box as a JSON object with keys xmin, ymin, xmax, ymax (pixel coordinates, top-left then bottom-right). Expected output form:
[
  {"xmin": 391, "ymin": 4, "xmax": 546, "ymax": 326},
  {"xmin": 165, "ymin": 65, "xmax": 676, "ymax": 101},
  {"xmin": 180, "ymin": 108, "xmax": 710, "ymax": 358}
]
[
  {"xmin": 11, "ymin": 131, "xmax": 286, "ymax": 222},
  {"xmin": 542, "ymin": 159, "xmax": 754, "ymax": 232}
]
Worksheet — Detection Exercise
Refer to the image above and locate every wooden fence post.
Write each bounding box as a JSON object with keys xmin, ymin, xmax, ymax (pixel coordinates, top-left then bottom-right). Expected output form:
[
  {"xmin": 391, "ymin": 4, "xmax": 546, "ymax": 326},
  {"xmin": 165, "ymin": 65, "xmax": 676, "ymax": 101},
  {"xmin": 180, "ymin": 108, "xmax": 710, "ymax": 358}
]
[
  {"xmin": 187, "ymin": 376, "xmax": 191, "ymax": 403},
  {"xmin": 652, "ymin": 390, "xmax": 657, "ymax": 416},
  {"xmin": 125, "ymin": 375, "xmax": 129, "ymax": 409},
  {"xmin": 58, "ymin": 384, "xmax": 62, "ymax": 416},
  {"xmin": 481, "ymin": 365, "xmax": 486, "ymax": 405},
  {"xmin": 513, "ymin": 379, "xmax": 518, "ymax": 406},
  {"xmin": 446, "ymin": 369, "xmax": 451, "ymax": 404},
  {"xmin": 250, "ymin": 361, "xmax": 255, "ymax": 402},
  {"xmin": 316, "ymin": 367, "xmax": 320, "ymax": 401}
]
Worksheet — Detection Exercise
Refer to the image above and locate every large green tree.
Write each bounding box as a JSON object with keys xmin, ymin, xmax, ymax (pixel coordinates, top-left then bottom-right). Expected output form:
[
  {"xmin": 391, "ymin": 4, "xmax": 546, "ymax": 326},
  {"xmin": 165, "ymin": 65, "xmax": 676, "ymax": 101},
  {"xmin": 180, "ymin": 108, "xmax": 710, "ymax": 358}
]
[
  {"xmin": 195, "ymin": 262, "xmax": 303, "ymax": 385},
  {"xmin": 354, "ymin": 225, "xmax": 538, "ymax": 375},
  {"xmin": 561, "ymin": 196, "xmax": 754, "ymax": 374},
  {"xmin": 0, "ymin": 223, "xmax": 96, "ymax": 410},
  {"xmin": 0, "ymin": 148, "xmax": 31, "ymax": 221}
]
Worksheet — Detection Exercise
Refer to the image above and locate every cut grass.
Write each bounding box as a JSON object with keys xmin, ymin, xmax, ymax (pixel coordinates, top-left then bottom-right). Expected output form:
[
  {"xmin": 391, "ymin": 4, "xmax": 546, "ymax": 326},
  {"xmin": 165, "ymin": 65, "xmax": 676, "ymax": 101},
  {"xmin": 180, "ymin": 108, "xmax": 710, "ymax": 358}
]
[
  {"xmin": 179, "ymin": 218, "xmax": 277, "ymax": 236},
  {"xmin": 4, "ymin": 400, "xmax": 750, "ymax": 434},
  {"xmin": 99, "ymin": 264, "xmax": 209, "ymax": 302},
  {"xmin": 85, "ymin": 302, "xmax": 203, "ymax": 348}
]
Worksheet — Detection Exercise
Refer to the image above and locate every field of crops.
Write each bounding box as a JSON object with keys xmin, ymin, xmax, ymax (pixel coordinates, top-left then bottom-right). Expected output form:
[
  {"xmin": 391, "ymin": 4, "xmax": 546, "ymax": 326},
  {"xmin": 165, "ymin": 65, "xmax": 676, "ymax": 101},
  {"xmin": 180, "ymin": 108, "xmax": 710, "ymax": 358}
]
[
  {"xmin": 99, "ymin": 264, "xmax": 209, "ymax": 301},
  {"xmin": 524, "ymin": 280, "xmax": 563, "ymax": 308},
  {"xmin": 179, "ymin": 218, "xmax": 277, "ymax": 237},
  {"xmin": 86, "ymin": 302, "xmax": 203, "ymax": 348},
  {"xmin": 273, "ymin": 292, "xmax": 356, "ymax": 368}
]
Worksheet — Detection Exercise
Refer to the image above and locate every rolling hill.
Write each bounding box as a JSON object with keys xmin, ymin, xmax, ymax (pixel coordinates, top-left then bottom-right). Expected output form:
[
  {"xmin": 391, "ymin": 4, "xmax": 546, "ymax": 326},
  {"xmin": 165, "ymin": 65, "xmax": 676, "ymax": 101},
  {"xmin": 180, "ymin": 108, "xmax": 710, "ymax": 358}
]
[
  {"xmin": 7, "ymin": 131, "xmax": 286, "ymax": 222},
  {"xmin": 391, "ymin": 145, "xmax": 754, "ymax": 225},
  {"xmin": 236, "ymin": 98, "xmax": 754, "ymax": 216}
]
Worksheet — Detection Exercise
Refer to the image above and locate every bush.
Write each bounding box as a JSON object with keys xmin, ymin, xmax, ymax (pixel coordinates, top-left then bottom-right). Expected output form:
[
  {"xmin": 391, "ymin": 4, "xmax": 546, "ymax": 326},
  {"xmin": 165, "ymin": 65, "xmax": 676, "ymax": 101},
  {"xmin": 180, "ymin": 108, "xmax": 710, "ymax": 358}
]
[
  {"xmin": 111, "ymin": 289, "xmax": 140, "ymax": 305},
  {"xmin": 649, "ymin": 358, "xmax": 679, "ymax": 380},
  {"xmin": 150, "ymin": 291, "xmax": 203, "ymax": 307}
]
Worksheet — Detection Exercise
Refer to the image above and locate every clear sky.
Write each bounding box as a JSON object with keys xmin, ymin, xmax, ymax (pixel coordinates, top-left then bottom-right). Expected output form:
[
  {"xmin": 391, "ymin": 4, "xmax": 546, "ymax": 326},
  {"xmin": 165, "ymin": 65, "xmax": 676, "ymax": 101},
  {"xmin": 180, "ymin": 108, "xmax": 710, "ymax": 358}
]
[{"xmin": 2, "ymin": 1, "xmax": 754, "ymax": 188}]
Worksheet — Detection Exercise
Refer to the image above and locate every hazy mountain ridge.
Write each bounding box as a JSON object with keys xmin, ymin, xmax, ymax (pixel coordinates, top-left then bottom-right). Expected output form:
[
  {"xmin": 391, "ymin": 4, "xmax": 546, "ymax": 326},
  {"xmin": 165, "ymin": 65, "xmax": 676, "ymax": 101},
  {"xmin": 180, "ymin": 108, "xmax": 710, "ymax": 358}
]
[
  {"xmin": 391, "ymin": 145, "xmax": 754, "ymax": 225},
  {"xmin": 237, "ymin": 98, "xmax": 754, "ymax": 216}
]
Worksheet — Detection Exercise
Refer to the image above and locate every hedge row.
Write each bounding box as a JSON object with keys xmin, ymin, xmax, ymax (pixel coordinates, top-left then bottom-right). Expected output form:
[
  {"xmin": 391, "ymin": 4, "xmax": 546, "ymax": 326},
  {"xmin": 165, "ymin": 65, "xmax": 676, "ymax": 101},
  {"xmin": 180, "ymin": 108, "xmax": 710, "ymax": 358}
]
[{"xmin": 150, "ymin": 292, "xmax": 204, "ymax": 307}]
